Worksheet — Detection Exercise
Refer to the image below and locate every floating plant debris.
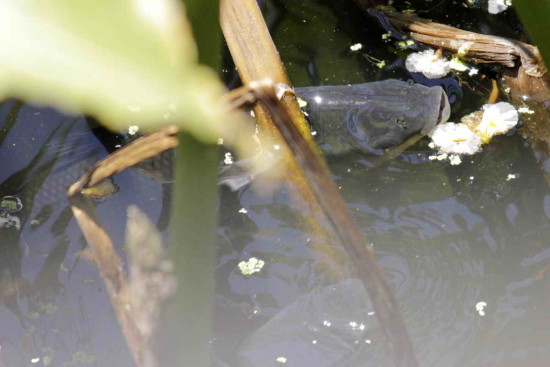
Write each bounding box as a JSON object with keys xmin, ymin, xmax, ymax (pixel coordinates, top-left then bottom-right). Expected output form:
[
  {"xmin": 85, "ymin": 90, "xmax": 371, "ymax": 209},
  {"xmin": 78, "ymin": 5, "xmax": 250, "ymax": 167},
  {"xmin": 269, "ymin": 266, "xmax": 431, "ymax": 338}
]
[
  {"xmin": 238, "ymin": 257, "xmax": 265, "ymax": 275},
  {"xmin": 429, "ymin": 102, "xmax": 519, "ymax": 163},
  {"xmin": 430, "ymin": 122, "xmax": 482, "ymax": 155},
  {"xmin": 405, "ymin": 49, "xmax": 450, "ymax": 79},
  {"xmin": 488, "ymin": 0, "xmax": 512, "ymax": 14},
  {"xmin": 471, "ymin": 102, "xmax": 519, "ymax": 143}
]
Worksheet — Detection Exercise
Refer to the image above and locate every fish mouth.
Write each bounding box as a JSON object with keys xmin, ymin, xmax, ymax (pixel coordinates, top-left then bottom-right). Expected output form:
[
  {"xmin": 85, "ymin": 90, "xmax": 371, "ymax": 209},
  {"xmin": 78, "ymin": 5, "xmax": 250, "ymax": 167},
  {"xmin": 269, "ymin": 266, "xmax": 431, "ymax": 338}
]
[
  {"xmin": 422, "ymin": 89, "xmax": 451, "ymax": 136},
  {"xmin": 436, "ymin": 90, "xmax": 451, "ymax": 125}
]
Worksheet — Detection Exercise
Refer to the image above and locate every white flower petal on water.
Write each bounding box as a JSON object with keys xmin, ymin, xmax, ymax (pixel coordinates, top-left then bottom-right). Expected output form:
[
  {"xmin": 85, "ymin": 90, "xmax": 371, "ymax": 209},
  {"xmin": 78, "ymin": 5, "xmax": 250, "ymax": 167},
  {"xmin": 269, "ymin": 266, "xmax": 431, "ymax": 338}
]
[
  {"xmin": 449, "ymin": 154, "xmax": 462, "ymax": 165},
  {"xmin": 238, "ymin": 257, "xmax": 265, "ymax": 275},
  {"xmin": 474, "ymin": 102, "xmax": 518, "ymax": 142},
  {"xmin": 350, "ymin": 43, "xmax": 363, "ymax": 52},
  {"xmin": 488, "ymin": 0, "xmax": 511, "ymax": 14},
  {"xmin": 476, "ymin": 301, "xmax": 487, "ymax": 316},
  {"xmin": 405, "ymin": 49, "xmax": 450, "ymax": 79},
  {"xmin": 431, "ymin": 122, "xmax": 482, "ymax": 155}
]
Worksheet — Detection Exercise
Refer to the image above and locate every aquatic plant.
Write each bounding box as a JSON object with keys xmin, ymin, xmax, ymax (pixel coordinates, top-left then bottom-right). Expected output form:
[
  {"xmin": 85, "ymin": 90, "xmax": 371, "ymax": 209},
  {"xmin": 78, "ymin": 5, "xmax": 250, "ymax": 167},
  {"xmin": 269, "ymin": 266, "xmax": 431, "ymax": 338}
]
[
  {"xmin": 405, "ymin": 49, "xmax": 451, "ymax": 79},
  {"xmin": 430, "ymin": 122, "xmax": 482, "ymax": 155},
  {"xmin": 488, "ymin": 0, "xmax": 512, "ymax": 14},
  {"xmin": 474, "ymin": 102, "xmax": 519, "ymax": 143}
]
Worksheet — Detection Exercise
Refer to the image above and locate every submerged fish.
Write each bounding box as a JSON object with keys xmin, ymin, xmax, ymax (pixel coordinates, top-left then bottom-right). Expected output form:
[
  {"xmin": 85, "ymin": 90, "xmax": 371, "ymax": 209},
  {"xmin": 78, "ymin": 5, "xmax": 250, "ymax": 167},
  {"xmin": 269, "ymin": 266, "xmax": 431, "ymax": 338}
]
[
  {"xmin": 2, "ymin": 79, "xmax": 450, "ymax": 210},
  {"xmin": 132, "ymin": 79, "xmax": 450, "ymax": 186},
  {"xmin": 295, "ymin": 79, "xmax": 450, "ymax": 154}
]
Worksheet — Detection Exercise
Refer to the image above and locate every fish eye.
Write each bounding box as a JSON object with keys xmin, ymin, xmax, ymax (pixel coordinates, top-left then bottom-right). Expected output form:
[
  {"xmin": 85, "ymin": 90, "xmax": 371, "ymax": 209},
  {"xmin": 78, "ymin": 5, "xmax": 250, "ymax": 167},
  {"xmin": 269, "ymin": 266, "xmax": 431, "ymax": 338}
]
[{"xmin": 395, "ymin": 117, "xmax": 408, "ymax": 129}]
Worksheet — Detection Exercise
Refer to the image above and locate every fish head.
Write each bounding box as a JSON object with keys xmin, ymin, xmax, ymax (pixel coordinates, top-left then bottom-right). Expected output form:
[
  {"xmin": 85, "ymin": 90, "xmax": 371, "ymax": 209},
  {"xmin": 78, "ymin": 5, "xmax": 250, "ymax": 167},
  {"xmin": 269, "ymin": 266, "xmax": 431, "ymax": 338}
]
[{"xmin": 346, "ymin": 80, "xmax": 450, "ymax": 151}]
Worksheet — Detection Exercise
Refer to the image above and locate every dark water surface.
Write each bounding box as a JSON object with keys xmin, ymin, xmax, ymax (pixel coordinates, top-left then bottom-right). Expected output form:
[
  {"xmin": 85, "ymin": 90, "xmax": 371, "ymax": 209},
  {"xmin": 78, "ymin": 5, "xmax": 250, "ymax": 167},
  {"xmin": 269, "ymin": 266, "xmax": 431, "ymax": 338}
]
[{"xmin": 0, "ymin": 0, "xmax": 549, "ymax": 366}]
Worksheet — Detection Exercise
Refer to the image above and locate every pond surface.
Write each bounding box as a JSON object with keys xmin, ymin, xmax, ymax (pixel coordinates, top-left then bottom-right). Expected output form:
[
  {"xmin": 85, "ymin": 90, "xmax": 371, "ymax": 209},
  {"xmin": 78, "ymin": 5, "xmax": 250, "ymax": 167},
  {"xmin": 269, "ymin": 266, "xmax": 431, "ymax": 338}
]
[{"xmin": 0, "ymin": 0, "xmax": 549, "ymax": 366}]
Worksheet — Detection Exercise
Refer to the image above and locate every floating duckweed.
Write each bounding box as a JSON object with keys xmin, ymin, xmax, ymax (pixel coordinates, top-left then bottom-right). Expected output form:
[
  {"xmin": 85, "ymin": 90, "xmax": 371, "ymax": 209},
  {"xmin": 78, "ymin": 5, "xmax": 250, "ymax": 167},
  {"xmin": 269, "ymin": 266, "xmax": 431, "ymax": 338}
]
[
  {"xmin": 506, "ymin": 173, "xmax": 517, "ymax": 181},
  {"xmin": 349, "ymin": 43, "xmax": 363, "ymax": 52},
  {"xmin": 376, "ymin": 60, "xmax": 386, "ymax": 69},
  {"xmin": 276, "ymin": 356, "xmax": 287, "ymax": 364},
  {"xmin": 397, "ymin": 39, "xmax": 415, "ymax": 48},
  {"xmin": 449, "ymin": 57, "xmax": 469, "ymax": 72},
  {"xmin": 238, "ymin": 257, "xmax": 265, "ymax": 275},
  {"xmin": 1, "ymin": 196, "xmax": 23, "ymax": 213}
]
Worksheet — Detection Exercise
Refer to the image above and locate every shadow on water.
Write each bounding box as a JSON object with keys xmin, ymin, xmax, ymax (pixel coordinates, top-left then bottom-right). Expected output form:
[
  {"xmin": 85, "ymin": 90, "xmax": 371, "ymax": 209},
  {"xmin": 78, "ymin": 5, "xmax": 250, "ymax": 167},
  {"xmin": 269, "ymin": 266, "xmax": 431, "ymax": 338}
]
[{"xmin": 0, "ymin": 0, "xmax": 549, "ymax": 366}]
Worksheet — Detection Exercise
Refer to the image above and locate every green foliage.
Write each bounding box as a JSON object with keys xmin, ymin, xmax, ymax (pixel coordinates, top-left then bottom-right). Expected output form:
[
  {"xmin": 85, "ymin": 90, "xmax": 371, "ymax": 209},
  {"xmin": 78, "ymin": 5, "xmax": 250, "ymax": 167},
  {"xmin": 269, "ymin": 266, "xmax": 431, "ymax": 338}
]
[
  {"xmin": 514, "ymin": 0, "xmax": 550, "ymax": 70},
  {"xmin": 0, "ymin": 0, "xmax": 230, "ymax": 142}
]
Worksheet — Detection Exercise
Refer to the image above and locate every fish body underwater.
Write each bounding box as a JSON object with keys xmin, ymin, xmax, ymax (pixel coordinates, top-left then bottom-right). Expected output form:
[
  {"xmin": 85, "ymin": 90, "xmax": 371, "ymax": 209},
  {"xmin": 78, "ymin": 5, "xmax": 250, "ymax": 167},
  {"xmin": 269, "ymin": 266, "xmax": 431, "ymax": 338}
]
[
  {"xmin": 0, "ymin": 79, "xmax": 450, "ymax": 213},
  {"xmin": 134, "ymin": 79, "xmax": 450, "ymax": 183}
]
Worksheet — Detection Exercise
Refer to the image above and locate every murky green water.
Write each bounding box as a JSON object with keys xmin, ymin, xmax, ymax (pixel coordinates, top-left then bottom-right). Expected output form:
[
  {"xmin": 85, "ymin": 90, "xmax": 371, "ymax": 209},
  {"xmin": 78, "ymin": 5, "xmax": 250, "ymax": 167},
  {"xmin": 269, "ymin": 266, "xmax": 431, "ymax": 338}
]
[{"xmin": 0, "ymin": 1, "xmax": 549, "ymax": 366}]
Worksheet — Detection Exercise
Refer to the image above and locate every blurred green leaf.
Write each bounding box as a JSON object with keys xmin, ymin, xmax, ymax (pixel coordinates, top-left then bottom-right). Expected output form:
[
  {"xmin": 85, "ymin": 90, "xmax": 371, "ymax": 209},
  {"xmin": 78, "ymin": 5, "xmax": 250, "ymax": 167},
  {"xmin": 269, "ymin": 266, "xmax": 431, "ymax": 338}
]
[
  {"xmin": 0, "ymin": 0, "xmax": 230, "ymax": 142},
  {"xmin": 514, "ymin": 0, "xmax": 550, "ymax": 71}
]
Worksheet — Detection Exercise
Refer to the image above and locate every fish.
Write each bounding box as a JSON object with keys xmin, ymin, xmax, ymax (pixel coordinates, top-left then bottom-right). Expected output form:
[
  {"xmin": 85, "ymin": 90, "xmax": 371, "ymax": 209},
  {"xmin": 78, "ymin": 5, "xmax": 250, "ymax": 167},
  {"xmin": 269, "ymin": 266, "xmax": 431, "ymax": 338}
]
[
  {"xmin": 295, "ymin": 79, "xmax": 450, "ymax": 154},
  {"xmin": 1, "ymin": 79, "xmax": 451, "ymax": 211},
  {"xmin": 132, "ymin": 79, "xmax": 450, "ymax": 187}
]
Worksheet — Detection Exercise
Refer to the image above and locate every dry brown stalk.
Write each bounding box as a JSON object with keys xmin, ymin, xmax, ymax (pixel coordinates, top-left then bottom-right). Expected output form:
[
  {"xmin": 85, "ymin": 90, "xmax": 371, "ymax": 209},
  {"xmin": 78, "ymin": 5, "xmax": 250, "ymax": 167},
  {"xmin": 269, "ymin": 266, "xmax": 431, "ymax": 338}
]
[
  {"xmin": 221, "ymin": 1, "xmax": 418, "ymax": 365},
  {"xmin": 220, "ymin": 0, "xmax": 350, "ymax": 281},
  {"xmin": 69, "ymin": 195, "xmax": 147, "ymax": 366},
  {"xmin": 370, "ymin": 9, "xmax": 545, "ymax": 77},
  {"xmin": 67, "ymin": 125, "xmax": 179, "ymax": 197}
]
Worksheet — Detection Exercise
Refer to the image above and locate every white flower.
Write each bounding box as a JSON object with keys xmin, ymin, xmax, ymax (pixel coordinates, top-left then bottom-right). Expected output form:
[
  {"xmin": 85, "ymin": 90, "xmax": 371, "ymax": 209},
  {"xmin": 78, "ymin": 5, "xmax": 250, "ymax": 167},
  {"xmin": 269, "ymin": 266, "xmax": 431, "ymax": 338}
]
[
  {"xmin": 431, "ymin": 122, "xmax": 482, "ymax": 155},
  {"xmin": 488, "ymin": 0, "xmax": 511, "ymax": 14},
  {"xmin": 474, "ymin": 102, "xmax": 519, "ymax": 143},
  {"xmin": 405, "ymin": 49, "xmax": 450, "ymax": 79}
]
